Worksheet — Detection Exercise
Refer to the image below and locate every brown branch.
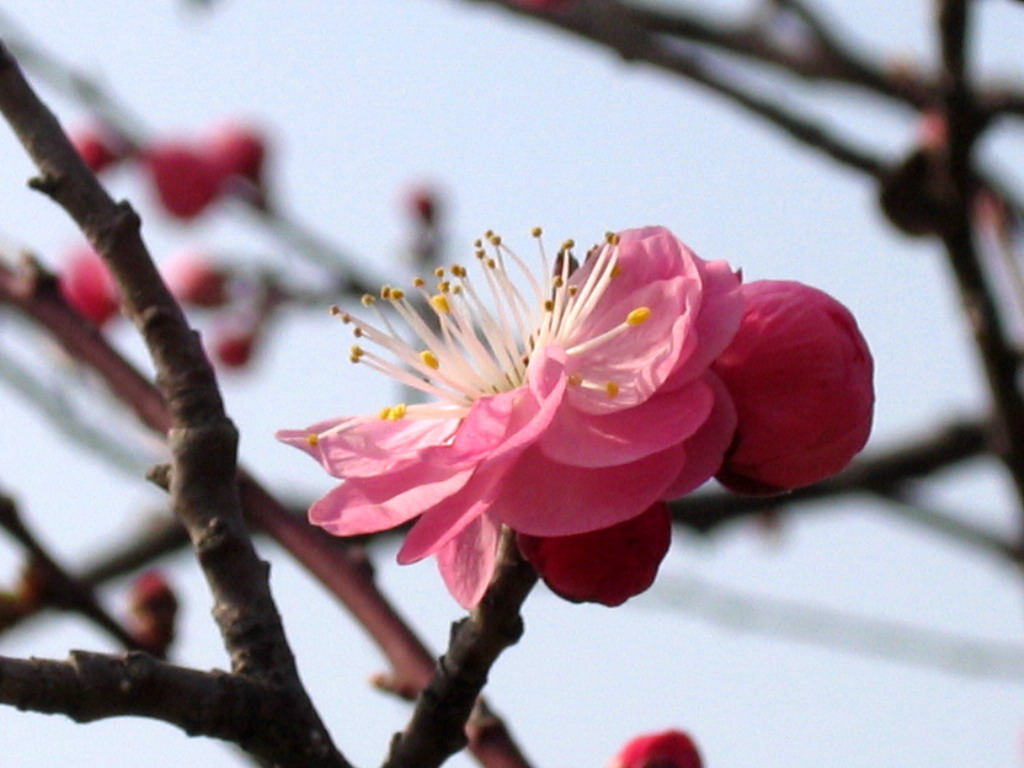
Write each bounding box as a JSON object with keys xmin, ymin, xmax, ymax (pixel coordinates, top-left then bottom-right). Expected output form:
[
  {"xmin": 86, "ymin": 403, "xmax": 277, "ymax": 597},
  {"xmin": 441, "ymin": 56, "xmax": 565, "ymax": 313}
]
[
  {"xmin": 0, "ymin": 40, "xmax": 347, "ymax": 768},
  {"xmin": 0, "ymin": 492, "xmax": 144, "ymax": 652},
  {"xmin": 0, "ymin": 650, "xmax": 332, "ymax": 760},
  {"xmin": 383, "ymin": 531, "xmax": 538, "ymax": 768}
]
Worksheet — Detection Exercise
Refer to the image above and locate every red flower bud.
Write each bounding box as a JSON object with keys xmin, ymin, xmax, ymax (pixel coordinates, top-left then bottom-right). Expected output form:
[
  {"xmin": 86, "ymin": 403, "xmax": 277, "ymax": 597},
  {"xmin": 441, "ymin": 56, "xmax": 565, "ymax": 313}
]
[
  {"xmin": 609, "ymin": 730, "xmax": 703, "ymax": 768},
  {"xmin": 163, "ymin": 250, "xmax": 229, "ymax": 308},
  {"xmin": 212, "ymin": 324, "xmax": 259, "ymax": 369},
  {"xmin": 70, "ymin": 125, "xmax": 126, "ymax": 173},
  {"xmin": 406, "ymin": 185, "xmax": 440, "ymax": 226},
  {"xmin": 205, "ymin": 122, "xmax": 267, "ymax": 187},
  {"xmin": 143, "ymin": 142, "xmax": 226, "ymax": 219},
  {"xmin": 128, "ymin": 570, "xmax": 179, "ymax": 657},
  {"xmin": 58, "ymin": 245, "xmax": 120, "ymax": 326},
  {"xmin": 713, "ymin": 280, "xmax": 874, "ymax": 494},
  {"xmin": 517, "ymin": 501, "xmax": 671, "ymax": 606}
]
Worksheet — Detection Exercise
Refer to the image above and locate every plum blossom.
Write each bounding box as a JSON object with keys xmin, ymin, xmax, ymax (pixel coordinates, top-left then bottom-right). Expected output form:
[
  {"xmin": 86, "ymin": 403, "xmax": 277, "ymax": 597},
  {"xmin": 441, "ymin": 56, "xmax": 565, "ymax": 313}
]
[
  {"xmin": 278, "ymin": 226, "xmax": 743, "ymax": 607},
  {"xmin": 609, "ymin": 729, "xmax": 703, "ymax": 768}
]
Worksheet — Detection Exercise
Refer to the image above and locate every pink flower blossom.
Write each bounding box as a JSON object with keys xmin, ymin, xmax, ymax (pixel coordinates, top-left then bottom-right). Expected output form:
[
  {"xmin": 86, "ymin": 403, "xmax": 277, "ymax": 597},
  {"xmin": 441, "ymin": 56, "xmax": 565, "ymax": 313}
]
[
  {"xmin": 517, "ymin": 501, "xmax": 672, "ymax": 606},
  {"xmin": 609, "ymin": 730, "xmax": 703, "ymax": 768},
  {"xmin": 278, "ymin": 226, "xmax": 743, "ymax": 607},
  {"xmin": 713, "ymin": 280, "xmax": 874, "ymax": 494}
]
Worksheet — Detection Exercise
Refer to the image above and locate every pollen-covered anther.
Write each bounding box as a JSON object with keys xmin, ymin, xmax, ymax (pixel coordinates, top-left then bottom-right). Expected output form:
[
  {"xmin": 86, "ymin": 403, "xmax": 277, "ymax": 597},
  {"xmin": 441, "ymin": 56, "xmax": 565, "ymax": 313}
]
[
  {"xmin": 430, "ymin": 294, "xmax": 451, "ymax": 314},
  {"xmin": 568, "ymin": 373, "xmax": 583, "ymax": 386},
  {"xmin": 605, "ymin": 381, "xmax": 620, "ymax": 398},
  {"xmin": 605, "ymin": 232, "xmax": 620, "ymax": 245},
  {"xmin": 420, "ymin": 350, "xmax": 440, "ymax": 369},
  {"xmin": 544, "ymin": 299, "xmax": 555, "ymax": 312},
  {"xmin": 378, "ymin": 403, "xmax": 408, "ymax": 421},
  {"xmin": 434, "ymin": 267, "xmax": 445, "ymax": 278},
  {"xmin": 413, "ymin": 277, "xmax": 425, "ymax": 287},
  {"xmin": 610, "ymin": 264, "xmax": 622, "ymax": 278},
  {"xmin": 562, "ymin": 239, "xmax": 575, "ymax": 251},
  {"xmin": 329, "ymin": 305, "xmax": 342, "ymax": 316},
  {"xmin": 451, "ymin": 265, "xmax": 467, "ymax": 278},
  {"xmin": 488, "ymin": 234, "xmax": 502, "ymax": 246},
  {"xmin": 626, "ymin": 306, "xmax": 652, "ymax": 326},
  {"xmin": 389, "ymin": 288, "xmax": 406, "ymax": 301},
  {"xmin": 350, "ymin": 345, "xmax": 365, "ymax": 363},
  {"xmin": 360, "ymin": 294, "xmax": 375, "ymax": 307},
  {"xmin": 531, "ymin": 226, "xmax": 543, "ymax": 237},
  {"xmin": 306, "ymin": 433, "xmax": 319, "ymax": 447}
]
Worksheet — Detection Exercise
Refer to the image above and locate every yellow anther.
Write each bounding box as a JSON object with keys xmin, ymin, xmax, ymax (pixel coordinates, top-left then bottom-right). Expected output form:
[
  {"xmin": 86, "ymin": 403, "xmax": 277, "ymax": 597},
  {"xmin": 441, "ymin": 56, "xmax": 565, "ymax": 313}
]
[
  {"xmin": 361, "ymin": 294, "xmax": 375, "ymax": 306},
  {"xmin": 378, "ymin": 406, "xmax": 391, "ymax": 420},
  {"xmin": 390, "ymin": 288, "xmax": 406, "ymax": 300},
  {"xmin": 626, "ymin": 307, "xmax": 651, "ymax": 326},
  {"xmin": 553, "ymin": 276, "xmax": 564, "ymax": 288},
  {"xmin": 605, "ymin": 232, "xmax": 620, "ymax": 245},
  {"xmin": 438, "ymin": 280, "xmax": 451, "ymax": 292},
  {"xmin": 389, "ymin": 403, "xmax": 408, "ymax": 420},
  {"xmin": 544, "ymin": 299, "xmax": 555, "ymax": 312},
  {"xmin": 431, "ymin": 294, "xmax": 451, "ymax": 314},
  {"xmin": 561, "ymin": 239, "xmax": 575, "ymax": 251},
  {"xmin": 329, "ymin": 305, "xmax": 342, "ymax": 316},
  {"xmin": 420, "ymin": 350, "xmax": 440, "ymax": 369},
  {"xmin": 568, "ymin": 286, "xmax": 578, "ymax": 296},
  {"xmin": 353, "ymin": 327, "xmax": 364, "ymax": 338},
  {"xmin": 413, "ymin": 276, "xmax": 425, "ymax": 287},
  {"xmin": 605, "ymin": 381, "xmax": 620, "ymax": 398},
  {"xmin": 434, "ymin": 267, "xmax": 446, "ymax": 277},
  {"xmin": 610, "ymin": 264, "xmax": 622, "ymax": 278},
  {"xmin": 568, "ymin": 374, "xmax": 583, "ymax": 387},
  {"xmin": 381, "ymin": 286, "xmax": 392, "ymax": 299},
  {"xmin": 340, "ymin": 312, "xmax": 352, "ymax": 323},
  {"xmin": 473, "ymin": 238, "xmax": 483, "ymax": 248},
  {"xmin": 489, "ymin": 234, "xmax": 502, "ymax": 246},
  {"xmin": 531, "ymin": 226, "xmax": 543, "ymax": 237},
  {"xmin": 306, "ymin": 433, "xmax": 320, "ymax": 447},
  {"xmin": 486, "ymin": 258, "xmax": 496, "ymax": 269},
  {"xmin": 475, "ymin": 249, "xmax": 486, "ymax": 259},
  {"xmin": 350, "ymin": 345, "xmax": 365, "ymax": 363},
  {"xmin": 452, "ymin": 285, "xmax": 463, "ymax": 295},
  {"xmin": 452, "ymin": 265, "xmax": 467, "ymax": 278}
]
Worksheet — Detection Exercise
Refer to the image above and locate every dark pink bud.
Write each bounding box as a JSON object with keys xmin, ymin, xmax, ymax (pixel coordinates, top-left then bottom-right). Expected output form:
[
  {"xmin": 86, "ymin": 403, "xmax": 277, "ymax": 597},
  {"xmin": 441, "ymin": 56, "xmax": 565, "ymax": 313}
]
[
  {"xmin": 70, "ymin": 126, "xmax": 126, "ymax": 173},
  {"xmin": 713, "ymin": 280, "xmax": 874, "ymax": 494},
  {"xmin": 213, "ymin": 325, "xmax": 258, "ymax": 369},
  {"xmin": 163, "ymin": 250, "xmax": 229, "ymax": 308},
  {"xmin": 609, "ymin": 730, "xmax": 702, "ymax": 768},
  {"xmin": 128, "ymin": 570, "xmax": 179, "ymax": 657},
  {"xmin": 517, "ymin": 501, "xmax": 671, "ymax": 606},
  {"xmin": 406, "ymin": 185, "xmax": 440, "ymax": 226},
  {"xmin": 143, "ymin": 142, "xmax": 226, "ymax": 219},
  {"xmin": 58, "ymin": 245, "xmax": 120, "ymax": 326},
  {"xmin": 205, "ymin": 122, "xmax": 267, "ymax": 186}
]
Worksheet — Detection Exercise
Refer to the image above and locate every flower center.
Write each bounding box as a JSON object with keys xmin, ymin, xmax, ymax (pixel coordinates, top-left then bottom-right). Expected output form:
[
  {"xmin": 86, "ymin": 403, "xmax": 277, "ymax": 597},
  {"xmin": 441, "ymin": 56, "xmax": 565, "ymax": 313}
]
[{"xmin": 335, "ymin": 229, "xmax": 650, "ymax": 418}]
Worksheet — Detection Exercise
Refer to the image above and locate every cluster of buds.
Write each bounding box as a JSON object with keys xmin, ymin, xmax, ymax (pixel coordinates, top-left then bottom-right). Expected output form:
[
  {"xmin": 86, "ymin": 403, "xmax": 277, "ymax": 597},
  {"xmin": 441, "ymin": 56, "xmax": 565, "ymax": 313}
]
[
  {"xmin": 70, "ymin": 120, "xmax": 268, "ymax": 219},
  {"xmin": 56, "ymin": 243, "xmax": 266, "ymax": 371}
]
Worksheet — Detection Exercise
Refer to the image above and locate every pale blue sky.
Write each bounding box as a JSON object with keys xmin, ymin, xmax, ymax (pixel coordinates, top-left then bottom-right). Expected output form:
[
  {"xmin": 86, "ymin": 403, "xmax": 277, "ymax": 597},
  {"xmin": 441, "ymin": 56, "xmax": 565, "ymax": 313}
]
[{"xmin": 0, "ymin": 1, "xmax": 1023, "ymax": 766}]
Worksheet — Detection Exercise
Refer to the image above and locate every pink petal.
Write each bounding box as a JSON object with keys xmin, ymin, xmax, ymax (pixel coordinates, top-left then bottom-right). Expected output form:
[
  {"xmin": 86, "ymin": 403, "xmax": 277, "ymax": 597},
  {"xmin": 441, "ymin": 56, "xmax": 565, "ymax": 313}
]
[
  {"xmin": 670, "ymin": 259, "xmax": 744, "ymax": 385},
  {"xmin": 538, "ymin": 377, "xmax": 713, "ymax": 467},
  {"xmin": 309, "ymin": 462, "xmax": 474, "ymax": 536},
  {"xmin": 491, "ymin": 440, "xmax": 690, "ymax": 537},
  {"xmin": 435, "ymin": 513, "xmax": 502, "ymax": 609},
  {"xmin": 277, "ymin": 417, "xmax": 459, "ymax": 479},
  {"xmin": 663, "ymin": 371, "xmax": 738, "ymax": 498}
]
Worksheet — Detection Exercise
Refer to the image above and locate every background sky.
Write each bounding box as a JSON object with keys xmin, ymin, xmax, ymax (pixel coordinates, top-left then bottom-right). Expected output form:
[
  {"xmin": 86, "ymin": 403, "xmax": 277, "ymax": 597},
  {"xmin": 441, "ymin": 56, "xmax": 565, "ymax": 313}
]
[{"xmin": 1, "ymin": 1, "xmax": 1023, "ymax": 766}]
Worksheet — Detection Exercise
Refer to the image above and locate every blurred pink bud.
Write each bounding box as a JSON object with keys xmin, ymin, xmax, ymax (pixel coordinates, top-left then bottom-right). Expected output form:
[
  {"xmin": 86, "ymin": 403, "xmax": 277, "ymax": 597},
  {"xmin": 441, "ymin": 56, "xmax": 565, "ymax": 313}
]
[
  {"xmin": 213, "ymin": 324, "xmax": 259, "ymax": 369},
  {"xmin": 59, "ymin": 245, "xmax": 120, "ymax": 326},
  {"xmin": 70, "ymin": 125, "xmax": 126, "ymax": 173},
  {"xmin": 163, "ymin": 250, "xmax": 229, "ymax": 308},
  {"xmin": 406, "ymin": 185, "xmax": 440, "ymax": 226},
  {"xmin": 143, "ymin": 142, "xmax": 226, "ymax": 219},
  {"xmin": 517, "ymin": 501, "xmax": 672, "ymax": 607},
  {"xmin": 609, "ymin": 729, "xmax": 703, "ymax": 768},
  {"xmin": 713, "ymin": 280, "xmax": 874, "ymax": 494},
  {"xmin": 918, "ymin": 109, "xmax": 947, "ymax": 150},
  {"xmin": 205, "ymin": 122, "xmax": 267, "ymax": 187},
  {"xmin": 129, "ymin": 570, "xmax": 179, "ymax": 657}
]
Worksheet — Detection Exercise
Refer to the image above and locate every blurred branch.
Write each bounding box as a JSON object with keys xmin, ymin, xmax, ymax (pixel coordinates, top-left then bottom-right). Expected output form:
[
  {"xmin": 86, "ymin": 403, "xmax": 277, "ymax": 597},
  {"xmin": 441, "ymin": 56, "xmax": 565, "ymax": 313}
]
[
  {"xmin": 488, "ymin": 0, "xmax": 886, "ymax": 177},
  {"xmin": 0, "ymin": 492, "xmax": 145, "ymax": 651},
  {"xmin": 654, "ymin": 570, "xmax": 1024, "ymax": 680},
  {"xmin": 0, "ymin": 40, "xmax": 348, "ymax": 767}
]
